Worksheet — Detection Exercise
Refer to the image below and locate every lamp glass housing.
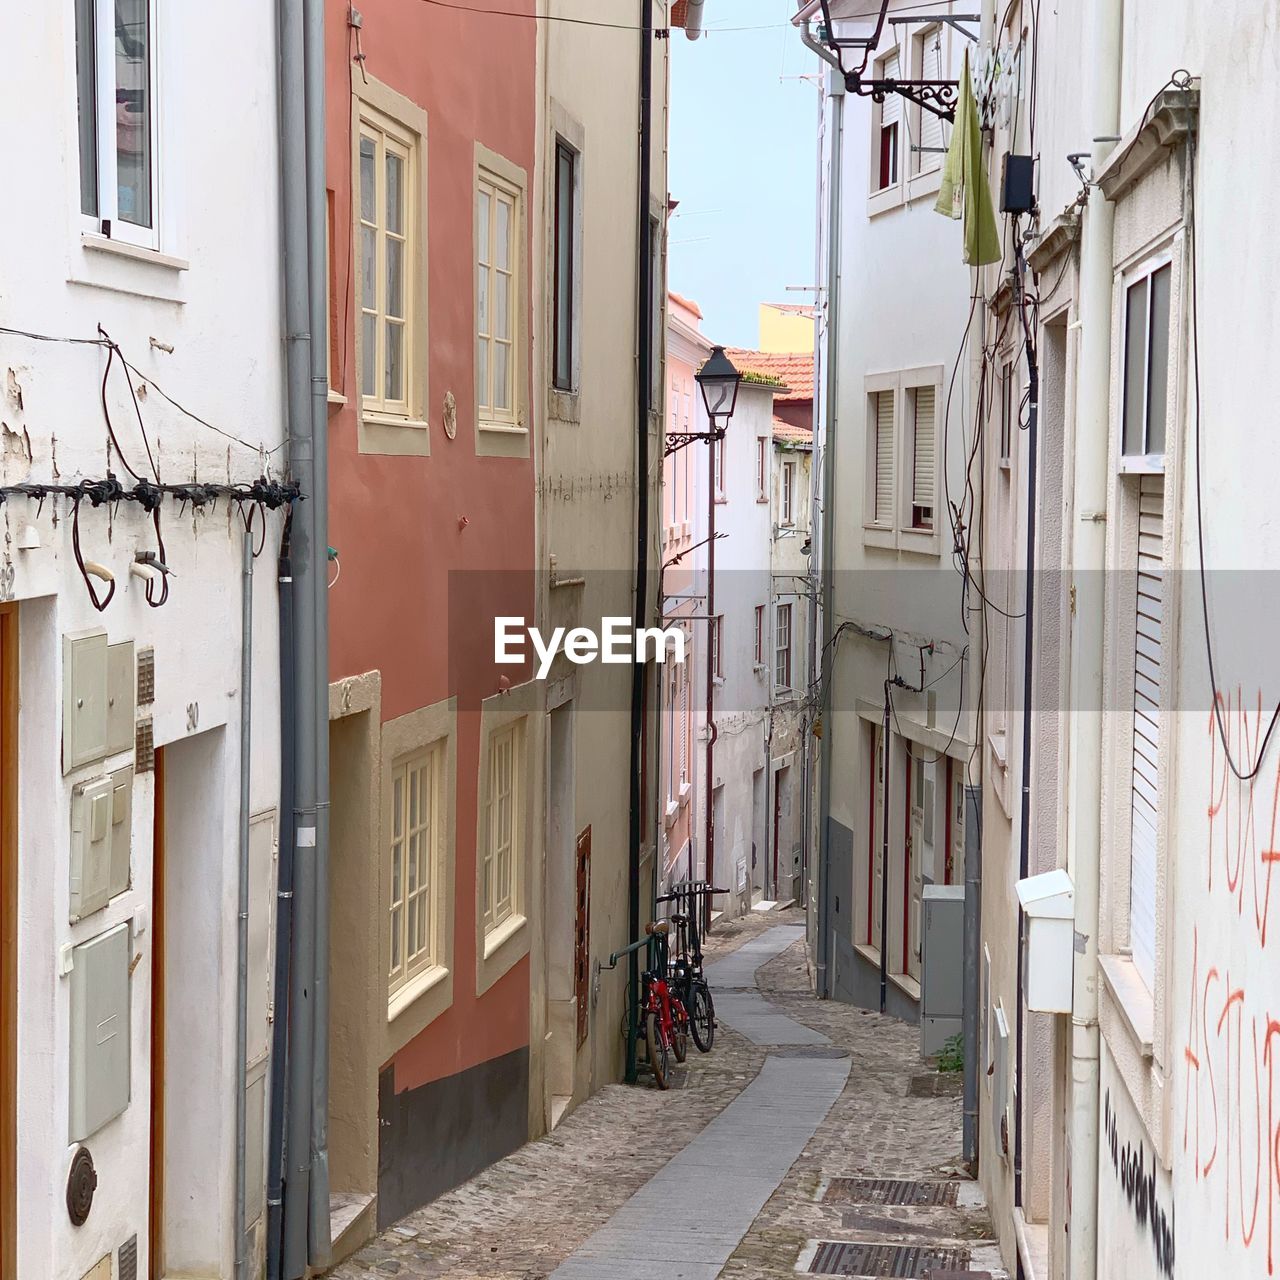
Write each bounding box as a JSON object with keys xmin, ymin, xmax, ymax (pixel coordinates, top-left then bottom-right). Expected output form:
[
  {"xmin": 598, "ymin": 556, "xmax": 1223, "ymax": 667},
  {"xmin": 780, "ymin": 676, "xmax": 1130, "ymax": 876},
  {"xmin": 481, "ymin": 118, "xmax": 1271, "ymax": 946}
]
[{"xmin": 696, "ymin": 345, "xmax": 742, "ymax": 423}]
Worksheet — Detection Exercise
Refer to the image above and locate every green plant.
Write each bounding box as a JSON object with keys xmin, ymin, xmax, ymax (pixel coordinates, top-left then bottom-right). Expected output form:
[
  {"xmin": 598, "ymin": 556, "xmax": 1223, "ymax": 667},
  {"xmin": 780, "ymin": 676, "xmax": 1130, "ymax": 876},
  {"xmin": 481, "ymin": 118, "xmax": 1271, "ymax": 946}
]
[{"xmin": 937, "ymin": 1033, "xmax": 964, "ymax": 1074}]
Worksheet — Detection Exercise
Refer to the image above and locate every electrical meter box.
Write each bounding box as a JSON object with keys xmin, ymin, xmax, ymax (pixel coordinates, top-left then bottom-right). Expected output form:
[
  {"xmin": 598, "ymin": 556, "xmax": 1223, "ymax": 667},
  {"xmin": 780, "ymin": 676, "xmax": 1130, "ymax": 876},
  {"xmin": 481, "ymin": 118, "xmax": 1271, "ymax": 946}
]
[
  {"xmin": 920, "ymin": 884, "xmax": 965, "ymax": 1057},
  {"xmin": 70, "ymin": 765, "xmax": 134, "ymax": 921},
  {"xmin": 63, "ymin": 631, "xmax": 135, "ymax": 774},
  {"xmin": 69, "ymin": 921, "xmax": 131, "ymax": 1142},
  {"xmin": 1016, "ymin": 868, "xmax": 1076, "ymax": 1013}
]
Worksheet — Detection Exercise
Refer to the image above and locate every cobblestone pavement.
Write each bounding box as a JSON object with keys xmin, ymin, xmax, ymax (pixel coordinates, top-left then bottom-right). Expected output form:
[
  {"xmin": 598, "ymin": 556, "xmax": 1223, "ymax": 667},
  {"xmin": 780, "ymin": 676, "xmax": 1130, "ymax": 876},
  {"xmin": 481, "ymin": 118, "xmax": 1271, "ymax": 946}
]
[{"xmin": 330, "ymin": 908, "xmax": 1003, "ymax": 1279}]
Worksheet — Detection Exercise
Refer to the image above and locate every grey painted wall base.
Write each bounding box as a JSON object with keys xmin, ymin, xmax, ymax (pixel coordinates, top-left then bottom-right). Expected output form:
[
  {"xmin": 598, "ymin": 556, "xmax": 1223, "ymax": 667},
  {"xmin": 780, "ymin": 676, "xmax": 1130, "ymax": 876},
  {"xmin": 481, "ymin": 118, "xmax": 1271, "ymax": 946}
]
[
  {"xmin": 830, "ymin": 930, "xmax": 920, "ymax": 1025},
  {"xmin": 377, "ymin": 1046, "xmax": 529, "ymax": 1228},
  {"xmin": 550, "ymin": 1053, "xmax": 850, "ymax": 1279}
]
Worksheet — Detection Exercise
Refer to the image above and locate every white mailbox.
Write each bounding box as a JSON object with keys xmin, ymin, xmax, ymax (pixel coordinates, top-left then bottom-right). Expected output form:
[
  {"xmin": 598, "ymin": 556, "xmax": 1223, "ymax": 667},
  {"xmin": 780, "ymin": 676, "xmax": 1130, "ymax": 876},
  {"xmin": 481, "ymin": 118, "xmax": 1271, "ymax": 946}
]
[{"xmin": 1016, "ymin": 868, "xmax": 1075, "ymax": 1013}]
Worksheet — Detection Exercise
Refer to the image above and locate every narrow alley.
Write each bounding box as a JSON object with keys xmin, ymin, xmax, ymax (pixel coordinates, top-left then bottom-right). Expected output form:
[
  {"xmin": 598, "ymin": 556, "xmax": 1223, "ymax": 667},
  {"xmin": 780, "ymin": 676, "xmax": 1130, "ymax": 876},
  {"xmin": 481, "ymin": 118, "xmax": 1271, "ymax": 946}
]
[{"xmin": 332, "ymin": 911, "xmax": 1003, "ymax": 1280}]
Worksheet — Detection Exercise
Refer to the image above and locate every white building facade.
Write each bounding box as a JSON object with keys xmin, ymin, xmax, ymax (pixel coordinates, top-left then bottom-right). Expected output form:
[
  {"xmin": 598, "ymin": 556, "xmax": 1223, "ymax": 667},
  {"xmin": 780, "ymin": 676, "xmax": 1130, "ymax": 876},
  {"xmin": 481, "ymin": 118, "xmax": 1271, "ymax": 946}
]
[
  {"xmin": 801, "ymin": 0, "xmax": 977, "ymax": 1021},
  {"xmin": 0, "ymin": 4, "xmax": 288, "ymax": 1278}
]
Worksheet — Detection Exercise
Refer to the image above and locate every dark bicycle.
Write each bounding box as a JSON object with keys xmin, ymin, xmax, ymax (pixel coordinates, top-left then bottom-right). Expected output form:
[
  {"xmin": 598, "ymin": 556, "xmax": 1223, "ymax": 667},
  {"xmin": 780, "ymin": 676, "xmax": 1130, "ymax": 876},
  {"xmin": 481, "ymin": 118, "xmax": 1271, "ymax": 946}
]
[{"xmin": 657, "ymin": 881, "xmax": 726, "ymax": 1054}]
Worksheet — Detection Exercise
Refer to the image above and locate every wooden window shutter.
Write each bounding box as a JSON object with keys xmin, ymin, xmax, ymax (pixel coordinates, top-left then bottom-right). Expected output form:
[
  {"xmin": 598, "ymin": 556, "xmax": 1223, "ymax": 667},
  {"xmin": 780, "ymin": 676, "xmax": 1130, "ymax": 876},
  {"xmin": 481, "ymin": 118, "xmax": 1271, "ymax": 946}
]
[
  {"xmin": 874, "ymin": 389, "xmax": 895, "ymax": 526},
  {"xmin": 912, "ymin": 386, "xmax": 936, "ymax": 511},
  {"xmin": 920, "ymin": 33, "xmax": 944, "ymax": 153},
  {"xmin": 881, "ymin": 53, "xmax": 903, "ymax": 124},
  {"xmin": 1129, "ymin": 474, "xmax": 1164, "ymax": 991},
  {"xmin": 575, "ymin": 826, "xmax": 591, "ymax": 1046}
]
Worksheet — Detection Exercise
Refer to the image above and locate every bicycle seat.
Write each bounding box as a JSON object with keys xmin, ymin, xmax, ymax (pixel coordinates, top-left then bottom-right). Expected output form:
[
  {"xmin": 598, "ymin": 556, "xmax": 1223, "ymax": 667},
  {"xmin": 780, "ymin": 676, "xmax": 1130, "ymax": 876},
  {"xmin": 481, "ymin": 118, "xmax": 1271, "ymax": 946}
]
[{"xmin": 645, "ymin": 921, "xmax": 671, "ymax": 937}]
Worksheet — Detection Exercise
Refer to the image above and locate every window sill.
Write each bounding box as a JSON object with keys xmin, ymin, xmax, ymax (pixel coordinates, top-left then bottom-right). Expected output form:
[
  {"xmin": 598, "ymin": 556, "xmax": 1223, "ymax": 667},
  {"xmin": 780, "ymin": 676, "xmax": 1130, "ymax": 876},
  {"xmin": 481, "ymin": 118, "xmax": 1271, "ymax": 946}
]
[
  {"xmin": 387, "ymin": 963, "xmax": 449, "ymax": 1024},
  {"xmin": 854, "ymin": 941, "xmax": 881, "ymax": 969},
  {"xmin": 889, "ymin": 970, "xmax": 922, "ymax": 1003},
  {"xmin": 478, "ymin": 420, "xmax": 529, "ymax": 436},
  {"xmin": 483, "ymin": 912, "xmax": 527, "ymax": 962},
  {"xmin": 714, "ymin": 495, "xmax": 727, "ymax": 505},
  {"xmin": 327, "ymin": 389, "xmax": 348, "ymax": 407},
  {"xmin": 989, "ymin": 730, "xmax": 1009, "ymax": 771},
  {"xmin": 81, "ymin": 233, "xmax": 189, "ymax": 272},
  {"xmin": 664, "ymin": 800, "xmax": 679, "ymax": 829},
  {"xmin": 863, "ymin": 524, "xmax": 896, "ymax": 551},
  {"xmin": 868, "ymin": 184, "xmax": 905, "ymax": 218},
  {"xmin": 1099, "ymin": 953, "xmax": 1155, "ymax": 1059},
  {"xmin": 679, "ymin": 782, "xmax": 692, "ymax": 807},
  {"xmin": 363, "ymin": 409, "xmax": 429, "ymax": 431}
]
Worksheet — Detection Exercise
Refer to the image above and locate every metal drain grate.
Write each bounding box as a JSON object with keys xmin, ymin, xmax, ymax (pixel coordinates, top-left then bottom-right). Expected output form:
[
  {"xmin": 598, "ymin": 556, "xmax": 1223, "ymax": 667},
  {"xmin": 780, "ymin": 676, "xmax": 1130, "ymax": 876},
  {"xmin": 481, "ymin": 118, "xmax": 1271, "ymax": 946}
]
[
  {"xmin": 823, "ymin": 1178, "xmax": 959, "ymax": 1207},
  {"xmin": 809, "ymin": 1241, "xmax": 969, "ymax": 1276}
]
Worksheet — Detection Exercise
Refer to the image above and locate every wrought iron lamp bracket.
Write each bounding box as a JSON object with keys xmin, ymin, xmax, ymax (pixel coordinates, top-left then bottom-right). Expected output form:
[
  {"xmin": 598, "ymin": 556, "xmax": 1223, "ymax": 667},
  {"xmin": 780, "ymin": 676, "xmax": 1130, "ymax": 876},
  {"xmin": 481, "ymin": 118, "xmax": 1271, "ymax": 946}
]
[
  {"xmin": 846, "ymin": 72, "xmax": 958, "ymax": 122},
  {"xmin": 664, "ymin": 425, "xmax": 727, "ymax": 458}
]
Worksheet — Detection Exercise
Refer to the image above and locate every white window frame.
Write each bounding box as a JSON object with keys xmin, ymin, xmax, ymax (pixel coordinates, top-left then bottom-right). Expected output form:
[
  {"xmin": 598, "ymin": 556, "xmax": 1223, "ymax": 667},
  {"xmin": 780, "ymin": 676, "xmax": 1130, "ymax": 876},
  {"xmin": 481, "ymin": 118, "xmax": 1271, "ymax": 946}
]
[
  {"xmin": 754, "ymin": 604, "xmax": 766, "ymax": 667},
  {"xmin": 908, "ymin": 24, "xmax": 947, "ymax": 192},
  {"xmin": 865, "ymin": 380, "xmax": 897, "ymax": 543},
  {"xmin": 781, "ymin": 458, "xmax": 796, "ymax": 526},
  {"xmin": 774, "ymin": 602, "xmax": 793, "ymax": 692},
  {"xmin": 358, "ymin": 106, "xmax": 418, "ymax": 420},
  {"xmin": 865, "ymin": 368, "xmax": 944, "ymax": 553},
  {"xmin": 1118, "ymin": 251, "xmax": 1174, "ymax": 475},
  {"xmin": 388, "ymin": 746, "xmax": 444, "ymax": 998},
  {"xmin": 77, "ymin": 0, "xmax": 160, "ymax": 250},
  {"xmin": 477, "ymin": 167, "xmax": 522, "ymax": 429},
  {"xmin": 868, "ymin": 45, "xmax": 905, "ymax": 215},
  {"xmin": 714, "ymin": 433, "xmax": 726, "ymax": 502},
  {"xmin": 482, "ymin": 722, "xmax": 522, "ymax": 935},
  {"xmin": 756, "ymin": 437, "xmax": 769, "ymax": 502},
  {"xmin": 711, "ymin": 615, "xmax": 723, "ymax": 681}
]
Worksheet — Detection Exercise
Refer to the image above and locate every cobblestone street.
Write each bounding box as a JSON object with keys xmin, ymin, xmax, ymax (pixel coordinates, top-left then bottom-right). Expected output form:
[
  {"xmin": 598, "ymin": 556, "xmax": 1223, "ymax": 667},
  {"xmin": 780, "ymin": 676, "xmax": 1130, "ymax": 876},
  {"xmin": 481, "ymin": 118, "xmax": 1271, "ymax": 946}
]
[{"xmin": 331, "ymin": 908, "xmax": 1004, "ymax": 1279}]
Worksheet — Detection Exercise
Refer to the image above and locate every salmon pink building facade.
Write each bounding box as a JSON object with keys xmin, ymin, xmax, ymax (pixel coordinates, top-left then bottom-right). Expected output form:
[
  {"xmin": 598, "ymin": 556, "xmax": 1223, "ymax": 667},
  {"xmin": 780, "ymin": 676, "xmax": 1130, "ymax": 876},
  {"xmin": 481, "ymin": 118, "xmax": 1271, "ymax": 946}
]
[{"xmin": 321, "ymin": 0, "xmax": 539, "ymax": 1251}]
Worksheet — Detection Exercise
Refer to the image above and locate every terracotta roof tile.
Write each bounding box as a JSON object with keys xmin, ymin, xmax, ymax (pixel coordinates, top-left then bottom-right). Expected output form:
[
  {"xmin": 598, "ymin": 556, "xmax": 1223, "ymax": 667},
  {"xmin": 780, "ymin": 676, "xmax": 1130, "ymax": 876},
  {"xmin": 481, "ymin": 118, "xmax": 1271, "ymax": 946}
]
[
  {"xmin": 772, "ymin": 415, "xmax": 813, "ymax": 446},
  {"xmin": 725, "ymin": 347, "xmax": 814, "ymax": 404},
  {"xmin": 668, "ymin": 290, "xmax": 703, "ymax": 320}
]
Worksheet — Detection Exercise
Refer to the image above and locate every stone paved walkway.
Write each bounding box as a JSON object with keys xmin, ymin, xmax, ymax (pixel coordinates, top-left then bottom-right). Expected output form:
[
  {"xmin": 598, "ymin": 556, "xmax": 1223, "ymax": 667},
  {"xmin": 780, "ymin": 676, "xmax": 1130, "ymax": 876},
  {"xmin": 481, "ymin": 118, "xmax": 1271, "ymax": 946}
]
[{"xmin": 329, "ymin": 909, "xmax": 1005, "ymax": 1280}]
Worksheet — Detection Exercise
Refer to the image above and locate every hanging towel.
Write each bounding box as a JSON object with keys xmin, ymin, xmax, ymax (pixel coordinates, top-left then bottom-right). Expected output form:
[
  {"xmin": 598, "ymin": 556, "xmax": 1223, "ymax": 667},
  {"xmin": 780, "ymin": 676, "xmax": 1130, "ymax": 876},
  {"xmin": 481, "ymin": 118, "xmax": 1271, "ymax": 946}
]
[{"xmin": 934, "ymin": 49, "xmax": 1001, "ymax": 266}]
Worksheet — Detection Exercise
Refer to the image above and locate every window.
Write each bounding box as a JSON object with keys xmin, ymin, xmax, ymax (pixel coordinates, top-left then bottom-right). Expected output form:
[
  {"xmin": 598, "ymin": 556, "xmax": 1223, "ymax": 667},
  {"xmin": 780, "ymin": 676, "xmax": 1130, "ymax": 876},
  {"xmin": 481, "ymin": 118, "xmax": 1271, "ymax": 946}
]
[
  {"xmin": 775, "ymin": 603, "xmax": 792, "ymax": 690},
  {"xmin": 872, "ymin": 389, "xmax": 895, "ymax": 526},
  {"xmin": 711, "ymin": 615, "xmax": 723, "ymax": 680},
  {"xmin": 389, "ymin": 748, "xmax": 442, "ymax": 993},
  {"xmin": 359, "ymin": 108, "xmax": 417, "ymax": 416},
  {"xmin": 477, "ymin": 169, "xmax": 521, "ymax": 426},
  {"xmin": 781, "ymin": 459, "xmax": 796, "ymax": 525},
  {"xmin": 754, "ymin": 605, "xmax": 766, "ymax": 665},
  {"xmin": 1122, "ymin": 262, "xmax": 1172, "ymax": 464},
  {"xmin": 552, "ymin": 139, "xmax": 577, "ymax": 392},
  {"xmin": 910, "ymin": 385, "xmax": 936, "ymax": 530},
  {"xmin": 876, "ymin": 51, "xmax": 902, "ymax": 191},
  {"xmin": 756, "ymin": 438, "xmax": 768, "ymax": 501},
  {"xmin": 999, "ymin": 361, "xmax": 1014, "ymax": 468},
  {"xmin": 912, "ymin": 27, "xmax": 945, "ymax": 175},
  {"xmin": 482, "ymin": 724, "xmax": 521, "ymax": 933},
  {"xmin": 76, "ymin": 0, "xmax": 158, "ymax": 247},
  {"xmin": 714, "ymin": 434, "xmax": 726, "ymax": 500},
  {"xmin": 1129, "ymin": 473, "xmax": 1165, "ymax": 991}
]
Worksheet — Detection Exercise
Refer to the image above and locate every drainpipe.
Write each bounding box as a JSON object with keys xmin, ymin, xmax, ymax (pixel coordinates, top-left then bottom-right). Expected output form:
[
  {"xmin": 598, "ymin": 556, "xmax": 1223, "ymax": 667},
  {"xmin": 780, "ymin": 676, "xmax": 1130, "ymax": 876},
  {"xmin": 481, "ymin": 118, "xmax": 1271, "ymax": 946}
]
[
  {"xmin": 626, "ymin": 0, "xmax": 655, "ymax": 1086},
  {"xmin": 265, "ymin": 515, "xmax": 294, "ymax": 1280},
  {"xmin": 878, "ymin": 681, "xmax": 891, "ymax": 1014},
  {"xmin": 1066, "ymin": 3, "xmax": 1123, "ymax": 1276},
  {"xmin": 814, "ymin": 66, "xmax": 843, "ymax": 998},
  {"xmin": 961, "ymin": 778, "xmax": 982, "ymax": 1165},
  {"xmin": 234, "ymin": 525, "xmax": 254, "ymax": 1280},
  {"xmin": 704, "ymin": 429, "xmax": 717, "ymax": 923},
  {"xmin": 1012, "ymin": 225, "xmax": 1040, "ymax": 1212},
  {"xmin": 275, "ymin": 0, "xmax": 327, "ymax": 1270},
  {"xmin": 303, "ymin": 0, "xmax": 333, "ymax": 1263}
]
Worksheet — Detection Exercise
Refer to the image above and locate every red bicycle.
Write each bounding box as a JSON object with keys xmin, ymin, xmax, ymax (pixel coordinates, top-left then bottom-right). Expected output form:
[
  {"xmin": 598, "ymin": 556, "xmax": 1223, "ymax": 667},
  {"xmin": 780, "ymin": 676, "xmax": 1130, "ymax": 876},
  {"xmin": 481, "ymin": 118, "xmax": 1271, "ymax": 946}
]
[{"xmin": 641, "ymin": 921, "xmax": 688, "ymax": 1089}]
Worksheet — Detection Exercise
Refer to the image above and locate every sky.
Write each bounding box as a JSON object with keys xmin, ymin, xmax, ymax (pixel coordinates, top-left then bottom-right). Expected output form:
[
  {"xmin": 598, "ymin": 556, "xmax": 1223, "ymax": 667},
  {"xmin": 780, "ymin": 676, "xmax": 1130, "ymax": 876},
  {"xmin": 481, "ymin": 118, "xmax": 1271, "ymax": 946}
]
[{"xmin": 668, "ymin": 0, "xmax": 820, "ymax": 350}]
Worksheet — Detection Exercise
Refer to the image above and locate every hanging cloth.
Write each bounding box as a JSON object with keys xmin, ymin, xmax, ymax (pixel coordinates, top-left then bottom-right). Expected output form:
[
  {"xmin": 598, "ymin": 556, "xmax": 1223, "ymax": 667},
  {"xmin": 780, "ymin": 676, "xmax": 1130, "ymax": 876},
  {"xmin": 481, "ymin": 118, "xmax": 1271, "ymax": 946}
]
[{"xmin": 934, "ymin": 49, "xmax": 1001, "ymax": 266}]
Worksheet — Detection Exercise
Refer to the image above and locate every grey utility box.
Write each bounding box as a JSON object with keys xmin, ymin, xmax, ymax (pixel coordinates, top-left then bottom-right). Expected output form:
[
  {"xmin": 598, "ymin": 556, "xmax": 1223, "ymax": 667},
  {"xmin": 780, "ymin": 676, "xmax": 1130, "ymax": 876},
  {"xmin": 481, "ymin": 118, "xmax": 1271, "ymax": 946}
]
[
  {"xmin": 69, "ymin": 921, "xmax": 131, "ymax": 1141},
  {"xmin": 920, "ymin": 884, "xmax": 965, "ymax": 1058}
]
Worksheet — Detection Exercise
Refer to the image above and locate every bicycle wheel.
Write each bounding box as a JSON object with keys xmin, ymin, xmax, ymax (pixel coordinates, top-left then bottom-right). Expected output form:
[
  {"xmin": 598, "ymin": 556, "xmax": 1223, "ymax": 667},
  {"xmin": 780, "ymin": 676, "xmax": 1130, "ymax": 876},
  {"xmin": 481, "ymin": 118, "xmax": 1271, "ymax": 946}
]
[
  {"xmin": 690, "ymin": 982, "xmax": 715, "ymax": 1053},
  {"xmin": 646, "ymin": 1011, "xmax": 670, "ymax": 1089},
  {"xmin": 671, "ymin": 999, "xmax": 689, "ymax": 1063}
]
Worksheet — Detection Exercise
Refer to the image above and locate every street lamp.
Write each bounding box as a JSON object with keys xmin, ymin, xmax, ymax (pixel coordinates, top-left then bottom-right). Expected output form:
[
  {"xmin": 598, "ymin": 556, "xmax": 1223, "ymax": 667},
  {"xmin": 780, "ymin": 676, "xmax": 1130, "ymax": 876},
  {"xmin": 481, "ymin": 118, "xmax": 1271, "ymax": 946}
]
[{"xmin": 695, "ymin": 345, "xmax": 742, "ymax": 424}]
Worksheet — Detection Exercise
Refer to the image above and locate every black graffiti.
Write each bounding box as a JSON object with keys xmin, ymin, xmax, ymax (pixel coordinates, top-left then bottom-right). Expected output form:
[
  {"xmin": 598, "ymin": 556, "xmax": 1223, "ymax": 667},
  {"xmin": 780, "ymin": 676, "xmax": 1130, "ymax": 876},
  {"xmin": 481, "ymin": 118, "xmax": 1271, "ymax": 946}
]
[{"xmin": 1104, "ymin": 1089, "xmax": 1176, "ymax": 1278}]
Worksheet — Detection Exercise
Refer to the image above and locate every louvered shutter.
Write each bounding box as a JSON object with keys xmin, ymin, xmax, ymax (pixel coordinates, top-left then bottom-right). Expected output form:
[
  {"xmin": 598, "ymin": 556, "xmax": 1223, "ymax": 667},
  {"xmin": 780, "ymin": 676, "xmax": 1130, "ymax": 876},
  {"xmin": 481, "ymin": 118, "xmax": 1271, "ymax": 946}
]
[
  {"xmin": 1129, "ymin": 474, "xmax": 1164, "ymax": 991},
  {"xmin": 912, "ymin": 386, "xmax": 935, "ymax": 510},
  {"xmin": 882, "ymin": 53, "xmax": 902, "ymax": 125},
  {"xmin": 874, "ymin": 389, "xmax": 895, "ymax": 526},
  {"xmin": 920, "ymin": 33, "xmax": 944, "ymax": 155}
]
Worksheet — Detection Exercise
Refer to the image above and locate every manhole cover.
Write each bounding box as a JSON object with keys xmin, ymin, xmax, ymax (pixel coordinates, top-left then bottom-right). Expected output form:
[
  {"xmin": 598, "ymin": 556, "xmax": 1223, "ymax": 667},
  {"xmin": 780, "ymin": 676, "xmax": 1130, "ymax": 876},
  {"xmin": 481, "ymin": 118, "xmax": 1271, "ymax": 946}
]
[
  {"xmin": 908, "ymin": 1074, "xmax": 964, "ymax": 1098},
  {"xmin": 824, "ymin": 1179, "xmax": 959, "ymax": 1207},
  {"xmin": 808, "ymin": 1242, "xmax": 969, "ymax": 1276}
]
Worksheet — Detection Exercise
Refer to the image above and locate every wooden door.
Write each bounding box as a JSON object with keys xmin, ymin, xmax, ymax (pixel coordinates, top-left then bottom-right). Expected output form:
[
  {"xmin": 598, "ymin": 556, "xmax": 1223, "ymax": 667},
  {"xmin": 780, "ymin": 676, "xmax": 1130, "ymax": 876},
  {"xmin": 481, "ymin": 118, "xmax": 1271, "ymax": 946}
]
[
  {"xmin": 0, "ymin": 603, "xmax": 17, "ymax": 1280},
  {"xmin": 870, "ymin": 724, "xmax": 884, "ymax": 951},
  {"xmin": 907, "ymin": 755, "xmax": 924, "ymax": 982},
  {"xmin": 148, "ymin": 747, "xmax": 165, "ymax": 1279}
]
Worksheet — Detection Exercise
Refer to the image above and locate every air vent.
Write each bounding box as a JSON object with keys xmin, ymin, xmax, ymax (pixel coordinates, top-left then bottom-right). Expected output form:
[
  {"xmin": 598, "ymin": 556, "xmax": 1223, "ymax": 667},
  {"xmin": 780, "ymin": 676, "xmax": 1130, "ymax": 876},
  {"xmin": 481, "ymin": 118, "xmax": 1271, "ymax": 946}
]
[
  {"xmin": 135, "ymin": 718, "xmax": 155, "ymax": 773},
  {"xmin": 118, "ymin": 1234, "xmax": 138, "ymax": 1280},
  {"xmin": 808, "ymin": 1241, "xmax": 969, "ymax": 1276},
  {"xmin": 822, "ymin": 1178, "xmax": 959, "ymax": 1208},
  {"xmin": 136, "ymin": 647, "xmax": 155, "ymax": 705}
]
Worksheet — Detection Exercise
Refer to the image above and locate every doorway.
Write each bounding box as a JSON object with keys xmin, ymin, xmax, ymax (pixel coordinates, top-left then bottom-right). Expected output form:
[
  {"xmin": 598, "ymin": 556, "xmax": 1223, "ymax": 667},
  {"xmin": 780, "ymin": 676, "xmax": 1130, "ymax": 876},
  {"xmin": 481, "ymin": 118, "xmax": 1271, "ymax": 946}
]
[
  {"xmin": 544, "ymin": 701, "xmax": 576, "ymax": 1126},
  {"xmin": 1, "ymin": 603, "xmax": 17, "ymax": 1280},
  {"xmin": 156, "ymin": 728, "xmax": 227, "ymax": 1276}
]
